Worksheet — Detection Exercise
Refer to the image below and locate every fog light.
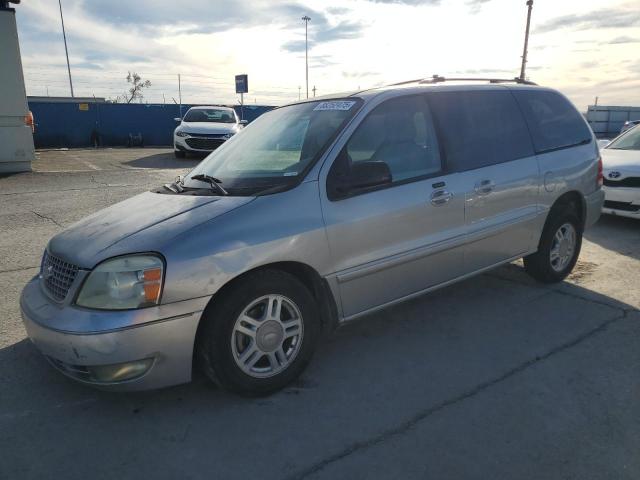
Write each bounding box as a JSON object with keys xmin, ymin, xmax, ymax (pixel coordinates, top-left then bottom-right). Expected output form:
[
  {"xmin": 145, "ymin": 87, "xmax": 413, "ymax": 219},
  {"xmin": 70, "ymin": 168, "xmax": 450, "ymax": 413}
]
[{"xmin": 88, "ymin": 358, "xmax": 154, "ymax": 383}]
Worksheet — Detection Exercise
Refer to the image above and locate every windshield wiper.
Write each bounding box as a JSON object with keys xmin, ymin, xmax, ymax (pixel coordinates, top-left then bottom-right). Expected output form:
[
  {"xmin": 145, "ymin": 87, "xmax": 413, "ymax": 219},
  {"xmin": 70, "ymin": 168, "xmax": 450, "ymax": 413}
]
[
  {"xmin": 191, "ymin": 174, "xmax": 229, "ymax": 196},
  {"xmin": 163, "ymin": 175, "xmax": 185, "ymax": 193}
]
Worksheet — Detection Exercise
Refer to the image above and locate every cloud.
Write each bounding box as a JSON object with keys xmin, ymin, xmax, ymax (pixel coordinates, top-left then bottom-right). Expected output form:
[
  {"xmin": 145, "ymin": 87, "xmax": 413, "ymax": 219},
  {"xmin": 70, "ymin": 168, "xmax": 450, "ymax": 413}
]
[
  {"xmin": 536, "ymin": 7, "xmax": 640, "ymax": 33},
  {"xmin": 326, "ymin": 7, "xmax": 351, "ymax": 15},
  {"xmin": 281, "ymin": 19, "xmax": 367, "ymax": 52},
  {"xmin": 342, "ymin": 71, "xmax": 380, "ymax": 79},
  {"xmin": 607, "ymin": 36, "xmax": 640, "ymax": 44},
  {"xmin": 84, "ymin": 0, "xmax": 329, "ymax": 34},
  {"xmin": 365, "ymin": 0, "xmax": 440, "ymax": 4},
  {"xmin": 454, "ymin": 68, "xmax": 515, "ymax": 75},
  {"xmin": 466, "ymin": 0, "xmax": 492, "ymax": 14}
]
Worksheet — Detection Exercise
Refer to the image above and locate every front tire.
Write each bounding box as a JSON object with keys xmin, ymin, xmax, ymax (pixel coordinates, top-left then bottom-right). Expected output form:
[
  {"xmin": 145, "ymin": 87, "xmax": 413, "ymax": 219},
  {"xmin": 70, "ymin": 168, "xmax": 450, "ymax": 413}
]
[
  {"xmin": 524, "ymin": 209, "xmax": 582, "ymax": 283},
  {"xmin": 197, "ymin": 270, "xmax": 320, "ymax": 396}
]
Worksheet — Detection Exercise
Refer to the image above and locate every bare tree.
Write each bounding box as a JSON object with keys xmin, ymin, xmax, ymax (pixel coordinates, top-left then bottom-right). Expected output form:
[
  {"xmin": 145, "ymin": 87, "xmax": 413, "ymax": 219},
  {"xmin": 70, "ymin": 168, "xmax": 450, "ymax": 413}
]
[{"xmin": 125, "ymin": 72, "xmax": 151, "ymax": 104}]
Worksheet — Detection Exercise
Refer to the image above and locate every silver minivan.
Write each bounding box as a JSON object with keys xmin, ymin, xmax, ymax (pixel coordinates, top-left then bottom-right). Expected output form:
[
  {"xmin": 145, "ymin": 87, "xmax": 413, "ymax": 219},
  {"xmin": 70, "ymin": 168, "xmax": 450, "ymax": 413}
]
[{"xmin": 21, "ymin": 79, "xmax": 605, "ymax": 395}]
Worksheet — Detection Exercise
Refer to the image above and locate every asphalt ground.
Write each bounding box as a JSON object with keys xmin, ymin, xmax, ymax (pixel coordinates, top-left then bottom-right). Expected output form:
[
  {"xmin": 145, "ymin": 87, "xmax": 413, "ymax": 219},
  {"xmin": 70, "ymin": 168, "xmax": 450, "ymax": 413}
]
[{"xmin": 1, "ymin": 148, "xmax": 639, "ymax": 479}]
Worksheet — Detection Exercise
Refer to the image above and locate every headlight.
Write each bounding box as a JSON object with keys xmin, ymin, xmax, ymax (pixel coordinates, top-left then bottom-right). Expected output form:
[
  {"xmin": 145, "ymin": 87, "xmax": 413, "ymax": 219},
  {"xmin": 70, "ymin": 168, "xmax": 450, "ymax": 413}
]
[
  {"xmin": 76, "ymin": 255, "xmax": 164, "ymax": 310},
  {"xmin": 176, "ymin": 131, "xmax": 189, "ymax": 137}
]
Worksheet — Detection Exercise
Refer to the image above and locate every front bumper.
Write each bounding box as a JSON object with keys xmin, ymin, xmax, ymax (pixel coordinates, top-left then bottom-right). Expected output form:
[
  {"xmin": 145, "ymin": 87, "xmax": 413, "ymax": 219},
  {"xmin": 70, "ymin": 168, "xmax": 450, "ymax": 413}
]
[
  {"xmin": 20, "ymin": 277, "xmax": 209, "ymax": 391},
  {"xmin": 602, "ymin": 185, "xmax": 640, "ymax": 219}
]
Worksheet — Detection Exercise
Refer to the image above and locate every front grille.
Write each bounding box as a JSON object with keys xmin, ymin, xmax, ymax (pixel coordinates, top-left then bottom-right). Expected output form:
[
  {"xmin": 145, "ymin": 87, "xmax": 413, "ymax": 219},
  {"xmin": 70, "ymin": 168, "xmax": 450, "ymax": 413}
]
[
  {"xmin": 603, "ymin": 177, "xmax": 640, "ymax": 188},
  {"xmin": 603, "ymin": 200, "xmax": 640, "ymax": 212},
  {"xmin": 41, "ymin": 251, "xmax": 79, "ymax": 301},
  {"xmin": 185, "ymin": 136, "xmax": 226, "ymax": 151}
]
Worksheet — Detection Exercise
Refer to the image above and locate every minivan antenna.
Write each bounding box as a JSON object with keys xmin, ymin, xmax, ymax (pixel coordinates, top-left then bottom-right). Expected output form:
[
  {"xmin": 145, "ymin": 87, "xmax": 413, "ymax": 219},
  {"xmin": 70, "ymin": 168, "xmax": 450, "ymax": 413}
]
[{"xmin": 519, "ymin": 0, "xmax": 534, "ymax": 81}]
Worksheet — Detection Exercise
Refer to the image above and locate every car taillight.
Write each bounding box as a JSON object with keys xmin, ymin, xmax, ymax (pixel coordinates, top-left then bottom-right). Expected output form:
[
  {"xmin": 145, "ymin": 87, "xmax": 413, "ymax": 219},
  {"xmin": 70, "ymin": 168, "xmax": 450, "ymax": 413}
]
[
  {"xmin": 24, "ymin": 111, "xmax": 34, "ymax": 134},
  {"xmin": 597, "ymin": 155, "xmax": 603, "ymax": 188}
]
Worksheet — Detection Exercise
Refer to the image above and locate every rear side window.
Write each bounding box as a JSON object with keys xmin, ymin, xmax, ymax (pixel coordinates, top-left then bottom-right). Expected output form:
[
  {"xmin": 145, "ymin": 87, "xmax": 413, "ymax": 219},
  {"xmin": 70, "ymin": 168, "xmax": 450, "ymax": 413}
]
[
  {"xmin": 513, "ymin": 90, "xmax": 592, "ymax": 153},
  {"xmin": 428, "ymin": 90, "xmax": 534, "ymax": 172}
]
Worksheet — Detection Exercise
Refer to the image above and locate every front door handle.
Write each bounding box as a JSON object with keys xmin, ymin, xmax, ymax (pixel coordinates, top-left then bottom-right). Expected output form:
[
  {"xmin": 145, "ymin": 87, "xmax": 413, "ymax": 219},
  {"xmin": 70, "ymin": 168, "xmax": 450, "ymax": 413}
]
[
  {"xmin": 474, "ymin": 179, "xmax": 495, "ymax": 195},
  {"xmin": 431, "ymin": 189, "xmax": 452, "ymax": 206}
]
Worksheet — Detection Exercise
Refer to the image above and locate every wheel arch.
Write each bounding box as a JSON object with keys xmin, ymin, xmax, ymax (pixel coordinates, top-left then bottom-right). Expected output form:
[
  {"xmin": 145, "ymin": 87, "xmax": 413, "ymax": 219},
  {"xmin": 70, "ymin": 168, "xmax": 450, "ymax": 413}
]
[
  {"xmin": 194, "ymin": 261, "xmax": 340, "ymax": 356},
  {"xmin": 549, "ymin": 190, "xmax": 586, "ymax": 228},
  {"xmin": 534, "ymin": 190, "xmax": 585, "ymax": 251}
]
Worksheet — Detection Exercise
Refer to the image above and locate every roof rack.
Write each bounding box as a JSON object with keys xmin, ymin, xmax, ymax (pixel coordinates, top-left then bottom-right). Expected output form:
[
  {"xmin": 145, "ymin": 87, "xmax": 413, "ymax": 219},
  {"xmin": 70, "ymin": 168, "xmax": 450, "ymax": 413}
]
[{"xmin": 389, "ymin": 75, "xmax": 537, "ymax": 87}]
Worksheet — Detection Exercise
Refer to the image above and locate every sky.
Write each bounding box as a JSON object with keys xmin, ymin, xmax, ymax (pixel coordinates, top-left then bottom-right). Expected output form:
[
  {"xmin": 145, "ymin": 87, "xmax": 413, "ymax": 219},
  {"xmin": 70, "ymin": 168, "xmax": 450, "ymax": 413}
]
[{"xmin": 14, "ymin": 0, "xmax": 640, "ymax": 110}]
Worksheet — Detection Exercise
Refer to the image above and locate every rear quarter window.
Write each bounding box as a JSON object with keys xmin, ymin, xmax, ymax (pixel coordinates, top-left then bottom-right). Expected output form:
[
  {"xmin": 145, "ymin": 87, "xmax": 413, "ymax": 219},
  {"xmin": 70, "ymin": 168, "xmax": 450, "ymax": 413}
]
[
  {"xmin": 428, "ymin": 90, "xmax": 534, "ymax": 172},
  {"xmin": 512, "ymin": 90, "xmax": 592, "ymax": 153}
]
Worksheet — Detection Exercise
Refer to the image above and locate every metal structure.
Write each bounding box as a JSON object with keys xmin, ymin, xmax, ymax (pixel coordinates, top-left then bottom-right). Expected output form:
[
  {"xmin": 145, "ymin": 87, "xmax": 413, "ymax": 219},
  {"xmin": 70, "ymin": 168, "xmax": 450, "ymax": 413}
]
[
  {"xmin": 27, "ymin": 99, "xmax": 274, "ymax": 148},
  {"xmin": 586, "ymin": 105, "xmax": 640, "ymax": 139},
  {"xmin": 389, "ymin": 75, "xmax": 537, "ymax": 87},
  {"xmin": 58, "ymin": 0, "xmax": 74, "ymax": 97},
  {"xmin": 178, "ymin": 74, "xmax": 182, "ymax": 118},
  {"xmin": 519, "ymin": 0, "xmax": 534, "ymax": 81},
  {"xmin": 302, "ymin": 15, "xmax": 310, "ymax": 99}
]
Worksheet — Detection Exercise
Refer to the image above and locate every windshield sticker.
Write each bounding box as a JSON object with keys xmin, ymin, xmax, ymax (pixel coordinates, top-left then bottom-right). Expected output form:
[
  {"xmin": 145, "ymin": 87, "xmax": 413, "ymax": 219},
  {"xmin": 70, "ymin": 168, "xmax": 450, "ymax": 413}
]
[{"xmin": 313, "ymin": 101, "xmax": 356, "ymax": 111}]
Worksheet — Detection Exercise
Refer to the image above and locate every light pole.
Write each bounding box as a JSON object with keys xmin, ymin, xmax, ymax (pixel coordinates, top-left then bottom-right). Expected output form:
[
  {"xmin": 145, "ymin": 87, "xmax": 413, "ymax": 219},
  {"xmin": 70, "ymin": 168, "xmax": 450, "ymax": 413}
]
[
  {"xmin": 58, "ymin": 0, "xmax": 74, "ymax": 97},
  {"xmin": 519, "ymin": 0, "xmax": 533, "ymax": 81},
  {"xmin": 302, "ymin": 15, "xmax": 310, "ymax": 99}
]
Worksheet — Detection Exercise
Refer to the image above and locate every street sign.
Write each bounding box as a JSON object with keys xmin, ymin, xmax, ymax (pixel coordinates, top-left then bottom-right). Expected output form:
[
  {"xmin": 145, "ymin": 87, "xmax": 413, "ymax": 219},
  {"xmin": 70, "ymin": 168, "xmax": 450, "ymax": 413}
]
[{"xmin": 235, "ymin": 74, "xmax": 248, "ymax": 94}]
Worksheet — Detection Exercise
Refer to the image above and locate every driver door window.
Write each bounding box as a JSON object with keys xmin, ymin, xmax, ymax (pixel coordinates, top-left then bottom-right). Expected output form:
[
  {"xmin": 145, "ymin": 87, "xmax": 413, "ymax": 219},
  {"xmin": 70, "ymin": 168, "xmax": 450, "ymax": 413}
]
[{"xmin": 343, "ymin": 95, "xmax": 442, "ymax": 185}]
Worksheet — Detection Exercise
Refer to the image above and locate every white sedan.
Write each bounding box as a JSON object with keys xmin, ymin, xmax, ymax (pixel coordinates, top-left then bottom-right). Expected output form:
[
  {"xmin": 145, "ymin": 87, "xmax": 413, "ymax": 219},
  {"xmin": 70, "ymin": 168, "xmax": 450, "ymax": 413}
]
[
  {"xmin": 173, "ymin": 106, "xmax": 247, "ymax": 158},
  {"xmin": 601, "ymin": 125, "xmax": 640, "ymax": 219}
]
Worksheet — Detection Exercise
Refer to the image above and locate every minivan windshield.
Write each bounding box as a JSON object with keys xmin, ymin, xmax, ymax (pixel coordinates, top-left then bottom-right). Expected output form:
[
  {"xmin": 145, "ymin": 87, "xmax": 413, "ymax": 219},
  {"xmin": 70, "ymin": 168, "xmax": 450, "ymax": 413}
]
[
  {"xmin": 184, "ymin": 99, "xmax": 362, "ymax": 195},
  {"xmin": 607, "ymin": 126, "xmax": 640, "ymax": 151},
  {"xmin": 184, "ymin": 108, "xmax": 237, "ymax": 123}
]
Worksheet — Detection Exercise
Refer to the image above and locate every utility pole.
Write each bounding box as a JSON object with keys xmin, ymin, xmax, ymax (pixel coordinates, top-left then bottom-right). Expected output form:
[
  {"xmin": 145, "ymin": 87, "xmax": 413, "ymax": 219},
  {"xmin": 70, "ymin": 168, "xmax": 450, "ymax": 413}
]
[
  {"xmin": 178, "ymin": 74, "xmax": 182, "ymax": 118},
  {"xmin": 58, "ymin": 0, "xmax": 74, "ymax": 97},
  {"xmin": 519, "ymin": 0, "xmax": 533, "ymax": 81},
  {"xmin": 302, "ymin": 15, "xmax": 311, "ymax": 99}
]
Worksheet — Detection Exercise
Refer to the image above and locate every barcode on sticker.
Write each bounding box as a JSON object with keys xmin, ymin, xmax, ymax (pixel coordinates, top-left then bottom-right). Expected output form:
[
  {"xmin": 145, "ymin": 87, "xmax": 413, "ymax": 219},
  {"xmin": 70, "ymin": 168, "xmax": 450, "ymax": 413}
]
[{"xmin": 313, "ymin": 101, "xmax": 356, "ymax": 111}]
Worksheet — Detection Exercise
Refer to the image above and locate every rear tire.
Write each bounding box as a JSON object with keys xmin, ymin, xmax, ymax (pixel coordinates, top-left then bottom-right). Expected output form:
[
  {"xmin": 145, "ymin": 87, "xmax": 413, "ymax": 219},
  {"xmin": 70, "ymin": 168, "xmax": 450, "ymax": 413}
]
[
  {"xmin": 524, "ymin": 209, "xmax": 582, "ymax": 283},
  {"xmin": 197, "ymin": 270, "xmax": 320, "ymax": 396},
  {"xmin": 174, "ymin": 149, "xmax": 186, "ymax": 158}
]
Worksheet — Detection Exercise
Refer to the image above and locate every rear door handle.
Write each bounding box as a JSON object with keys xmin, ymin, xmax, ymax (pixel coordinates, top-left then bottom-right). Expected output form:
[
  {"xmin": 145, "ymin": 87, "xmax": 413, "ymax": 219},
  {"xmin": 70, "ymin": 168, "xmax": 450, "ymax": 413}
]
[
  {"xmin": 474, "ymin": 179, "xmax": 495, "ymax": 195},
  {"xmin": 431, "ymin": 189, "xmax": 452, "ymax": 206}
]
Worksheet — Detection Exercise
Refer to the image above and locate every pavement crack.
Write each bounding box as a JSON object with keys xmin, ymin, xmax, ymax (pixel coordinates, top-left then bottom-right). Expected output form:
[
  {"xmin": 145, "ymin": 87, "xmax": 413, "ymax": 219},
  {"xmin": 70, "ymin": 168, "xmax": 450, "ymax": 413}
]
[
  {"xmin": 286, "ymin": 311, "xmax": 628, "ymax": 480},
  {"xmin": 0, "ymin": 265, "xmax": 40, "ymax": 274},
  {"xmin": 32, "ymin": 211, "xmax": 64, "ymax": 229},
  {"xmin": 486, "ymin": 272, "xmax": 638, "ymax": 314}
]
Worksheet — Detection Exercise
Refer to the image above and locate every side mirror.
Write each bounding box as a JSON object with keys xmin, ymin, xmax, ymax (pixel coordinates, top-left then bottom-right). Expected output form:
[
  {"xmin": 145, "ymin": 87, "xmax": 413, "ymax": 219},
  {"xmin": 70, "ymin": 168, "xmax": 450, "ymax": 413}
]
[
  {"xmin": 330, "ymin": 161, "xmax": 392, "ymax": 198},
  {"xmin": 239, "ymin": 119, "xmax": 249, "ymax": 126},
  {"xmin": 174, "ymin": 117, "xmax": 182, "ymax": 122}
]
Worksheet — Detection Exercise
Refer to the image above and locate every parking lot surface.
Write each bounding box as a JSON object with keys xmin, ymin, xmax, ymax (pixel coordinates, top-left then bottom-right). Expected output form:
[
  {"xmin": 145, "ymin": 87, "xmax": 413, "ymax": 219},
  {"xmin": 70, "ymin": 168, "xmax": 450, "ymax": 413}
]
[{"xmin": 1, "ymin": 148, "xmax": 639, "ymax": 479}]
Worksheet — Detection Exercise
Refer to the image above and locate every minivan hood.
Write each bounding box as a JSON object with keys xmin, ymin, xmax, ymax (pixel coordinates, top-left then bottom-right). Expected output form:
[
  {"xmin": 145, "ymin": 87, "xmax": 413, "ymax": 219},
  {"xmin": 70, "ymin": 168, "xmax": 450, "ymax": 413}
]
[
  {"xmin": 602, "ymin": 148, "xmax": 640, "ymax": 172},
  {"xmin": 48, "ymin": 191, "xmax": 253, "ymax": 268},
  {"xmin": 178, "ymin": 121, "xmax": 237, "ymax": 135}
]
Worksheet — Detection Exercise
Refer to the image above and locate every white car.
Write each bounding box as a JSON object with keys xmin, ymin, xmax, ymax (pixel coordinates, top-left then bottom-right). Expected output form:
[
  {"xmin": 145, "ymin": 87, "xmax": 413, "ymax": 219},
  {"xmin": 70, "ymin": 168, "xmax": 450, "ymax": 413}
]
[
  {"xmin": 173, "ymin": 106, "xmax": 247, "ymax": 157},
  {"xmin": 620, "ymin": 119, "xmax": 640, "ymax": 134},
  {"xmin": 601, "ymin": 125, "xmax": 640, "ymax": 219}
]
